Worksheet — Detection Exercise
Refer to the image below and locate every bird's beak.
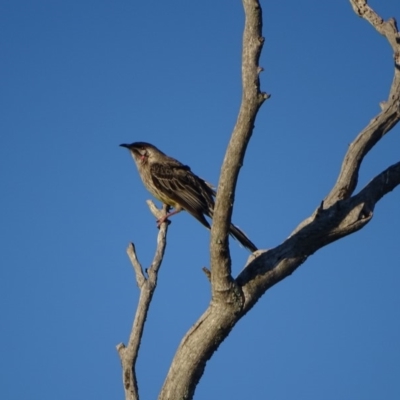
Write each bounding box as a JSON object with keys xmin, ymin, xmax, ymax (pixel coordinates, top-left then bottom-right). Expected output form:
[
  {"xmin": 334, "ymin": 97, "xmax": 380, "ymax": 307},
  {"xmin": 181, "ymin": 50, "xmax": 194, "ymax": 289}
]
[{"xmin": 119, "ymin": 143, "xmax": 130, "ymax": 149}]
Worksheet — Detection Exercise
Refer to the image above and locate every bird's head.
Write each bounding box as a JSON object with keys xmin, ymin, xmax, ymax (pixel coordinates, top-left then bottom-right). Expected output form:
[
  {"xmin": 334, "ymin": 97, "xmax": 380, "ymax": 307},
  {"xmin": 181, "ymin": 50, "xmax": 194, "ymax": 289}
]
[{"xmin": 120, "ymin": 142, "xmax": 162, "ymax": 164}]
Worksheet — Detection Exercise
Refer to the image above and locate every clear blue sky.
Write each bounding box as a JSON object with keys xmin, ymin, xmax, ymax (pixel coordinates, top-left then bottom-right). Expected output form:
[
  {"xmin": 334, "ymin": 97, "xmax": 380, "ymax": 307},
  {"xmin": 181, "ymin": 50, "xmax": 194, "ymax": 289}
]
[{"xmin": 1, "ymin": 1, "xmax": 400, "ymax": 399}]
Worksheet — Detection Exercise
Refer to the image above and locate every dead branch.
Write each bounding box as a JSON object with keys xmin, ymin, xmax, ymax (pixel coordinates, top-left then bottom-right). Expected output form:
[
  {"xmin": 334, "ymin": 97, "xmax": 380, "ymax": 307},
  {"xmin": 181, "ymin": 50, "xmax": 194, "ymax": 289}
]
[
  {"xmin": 238, "ymin": 161, "xmax": 400, "ymax": 309},
  {"xmin": 324, "ymin": 1, "xmax": 400, "ymax": 206},
  {"xmin": 117, "ymin": 203, "xmax": 169, "ymax": 400},
  {"xmin": 157, "ymin": 2, "xmax": 400, "ymax": 400},
  {"xmin": 210, "ymin": 0, "xmax": 269, "ymax": 297},
  {"xmin": 159, "ymin": 1, "xmax": 267, "ymax": 399}
]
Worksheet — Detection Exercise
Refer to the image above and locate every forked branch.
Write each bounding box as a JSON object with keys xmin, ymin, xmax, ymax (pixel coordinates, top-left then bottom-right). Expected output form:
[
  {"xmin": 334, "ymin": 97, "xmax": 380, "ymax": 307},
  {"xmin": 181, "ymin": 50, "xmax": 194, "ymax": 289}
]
[
  {"xmin": 158, "ymin": 2, "xmax": 399, "ymax": 400},
  {"xmin": 324, "ymin": 0, "xmax": 400, "ymax": 206},
  {"xmin": 159, "ymin": 1, "xmax": 268, "ymax": 398},
  {"xmin": 118, "ymin": 1, "xmax": 399, "ymax": 400},
  {"xmin": 238, "ymin": 161, "xmax": 400, "ymax": 306},
  {"xmin": 117, "ymin": 203, "xmax": 169, "ymax": 400}
]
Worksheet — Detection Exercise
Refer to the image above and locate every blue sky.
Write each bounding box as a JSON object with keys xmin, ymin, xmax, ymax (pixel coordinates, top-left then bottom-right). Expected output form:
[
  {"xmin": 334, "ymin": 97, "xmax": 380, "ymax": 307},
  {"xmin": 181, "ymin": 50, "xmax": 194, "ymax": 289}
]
[{"xmin": 1, "ymin": 1, "xmax": 399, "ymax": 399}]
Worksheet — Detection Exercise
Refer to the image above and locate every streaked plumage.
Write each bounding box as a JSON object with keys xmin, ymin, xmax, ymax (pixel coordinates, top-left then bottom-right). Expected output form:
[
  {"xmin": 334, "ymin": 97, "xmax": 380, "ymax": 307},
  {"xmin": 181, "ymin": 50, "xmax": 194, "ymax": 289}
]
[{"xmin": 120, "ymin": 142, "xmax": 257, "ymax": 252}]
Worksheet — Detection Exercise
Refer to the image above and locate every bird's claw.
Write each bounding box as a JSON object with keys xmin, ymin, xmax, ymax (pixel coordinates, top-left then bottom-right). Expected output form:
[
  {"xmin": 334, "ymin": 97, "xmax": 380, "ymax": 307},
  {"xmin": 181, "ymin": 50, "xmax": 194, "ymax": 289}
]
[{"xmin": 156, "ymin": 217, "xmax": 171, "ymax": 228}]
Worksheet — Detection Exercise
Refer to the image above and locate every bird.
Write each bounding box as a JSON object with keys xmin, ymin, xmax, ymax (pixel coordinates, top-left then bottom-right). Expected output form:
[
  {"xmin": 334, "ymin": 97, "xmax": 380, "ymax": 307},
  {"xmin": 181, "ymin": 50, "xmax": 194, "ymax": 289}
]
[{"xmin": 120, "ymin": 141, "xmax": 258, "ymax": 252}]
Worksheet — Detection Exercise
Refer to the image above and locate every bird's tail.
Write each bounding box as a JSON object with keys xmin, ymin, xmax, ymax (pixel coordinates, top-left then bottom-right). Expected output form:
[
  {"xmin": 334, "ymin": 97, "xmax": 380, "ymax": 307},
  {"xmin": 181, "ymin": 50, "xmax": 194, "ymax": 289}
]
[{"xmin": 229, "ymin": 223, "xmax": 258, "ymax": 253}]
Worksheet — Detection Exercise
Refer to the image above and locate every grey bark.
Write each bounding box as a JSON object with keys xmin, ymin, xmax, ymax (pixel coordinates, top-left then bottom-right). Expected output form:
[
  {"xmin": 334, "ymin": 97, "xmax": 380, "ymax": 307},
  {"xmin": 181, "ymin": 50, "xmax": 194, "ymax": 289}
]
[{"xmin": 119, "ymin": 1, "xmax": 400, "ymax": 399}]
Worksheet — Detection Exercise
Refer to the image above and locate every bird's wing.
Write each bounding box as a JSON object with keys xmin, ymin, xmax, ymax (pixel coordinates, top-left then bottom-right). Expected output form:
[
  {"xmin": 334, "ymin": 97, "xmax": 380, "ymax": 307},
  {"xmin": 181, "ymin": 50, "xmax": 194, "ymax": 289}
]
[{"xmin": 150, "ymin": 162, "xmax": 214, "ymax": 227}]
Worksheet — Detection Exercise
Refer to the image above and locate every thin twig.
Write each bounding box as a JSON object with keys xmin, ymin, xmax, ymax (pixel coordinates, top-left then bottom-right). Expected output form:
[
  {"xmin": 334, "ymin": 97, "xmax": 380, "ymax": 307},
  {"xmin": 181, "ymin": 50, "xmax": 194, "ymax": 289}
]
[
  {"xmin": 127, "ymin": 243, "xmax": 145, "ymax": 288},
  {"xmin": 117, "ymin": 203, "xmax": 169, "ymax": 400}
]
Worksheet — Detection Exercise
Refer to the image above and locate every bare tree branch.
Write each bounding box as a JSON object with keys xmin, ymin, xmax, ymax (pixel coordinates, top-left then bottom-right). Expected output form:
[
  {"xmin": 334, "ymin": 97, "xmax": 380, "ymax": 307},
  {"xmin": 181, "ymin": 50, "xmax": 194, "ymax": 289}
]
[
  {"xmin": 117, "ymin": 203, "xmax": 169, "ymax": 400},
  {"xmin": 159, "ymin": 2, "xmax": 268, "ymax": 399},
  {"xmin": 238, "ymin": 1, "xmax": 400, "ymax": 307},
  {"xmin": 358, "ymin": 161, "xmax": 400, "ymax": 203},
  {"xmin": 324, "ymin": 0, "xmax": 400, "ymax": 207},
  {"xmin": 238, "ymin": 161, "xmax": 400, "ymax": 309},
  {"xmin": 210, "ymin": 0, "xmax": 269, "ymax": 295},
  {"xmin": 126, "ymin": 242, "xmax": 145, "ymax": 288},
  {"xmin": 157, "ymin": 2, "xmax": 399, "ymax": 400}
]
